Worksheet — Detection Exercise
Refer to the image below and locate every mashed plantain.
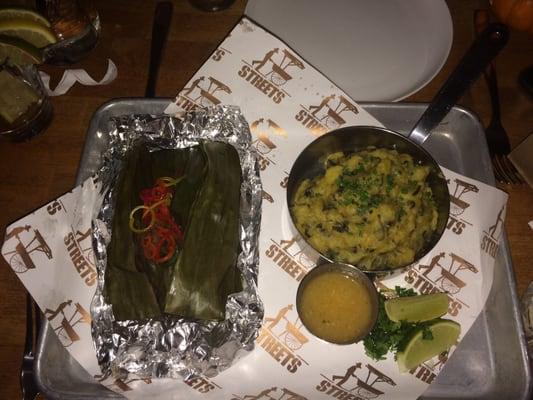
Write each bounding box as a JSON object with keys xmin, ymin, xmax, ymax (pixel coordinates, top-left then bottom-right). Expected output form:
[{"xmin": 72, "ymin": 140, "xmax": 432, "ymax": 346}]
[{"xmin": 291, "ymin": 148, "xmax": 438, "ymax": 271}]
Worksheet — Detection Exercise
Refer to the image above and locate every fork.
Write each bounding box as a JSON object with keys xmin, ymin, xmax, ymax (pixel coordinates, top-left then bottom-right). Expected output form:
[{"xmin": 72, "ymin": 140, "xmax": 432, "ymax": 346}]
[
  {"xmin": 475, "ymin": 10, "xmax": 524, "ymax": 184},
  {"xmin": 484, "ymin": 64, "xmax": 524, "ymax": 184},
  {"xmin": 20, "ymin": 293, "xmax": 40, "ymax": 400}
]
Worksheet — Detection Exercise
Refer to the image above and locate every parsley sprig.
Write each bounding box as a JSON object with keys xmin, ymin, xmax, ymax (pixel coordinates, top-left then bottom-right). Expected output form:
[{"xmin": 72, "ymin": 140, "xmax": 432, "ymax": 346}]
[{"xmin": 363, "ymin": 286, "xmax": 434, "ymax": 361}]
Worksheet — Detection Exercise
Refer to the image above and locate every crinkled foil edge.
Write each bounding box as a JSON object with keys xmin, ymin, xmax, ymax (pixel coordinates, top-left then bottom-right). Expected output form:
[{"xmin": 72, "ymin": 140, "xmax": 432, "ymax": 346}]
[{"xmin": 90, "ymin": 105, "xmax": 264, "ymax": 380}]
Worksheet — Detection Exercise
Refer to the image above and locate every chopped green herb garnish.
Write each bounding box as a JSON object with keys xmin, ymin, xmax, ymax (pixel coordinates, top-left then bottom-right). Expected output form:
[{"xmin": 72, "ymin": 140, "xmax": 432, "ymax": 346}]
[
  {"xmin": 363, "ymin": 287, "xmax": 435, "ymax": 361},
  {"xmin": 337, "ymin": 173, "xmax": 383, "ymax": 213},
  {"xmin": 395, "ymin": 285, "xmax": 417, "ymax": 297},
  {"xmin": 325, "ymin": 249, "xmax": 338, "ymax": 259},
  {"xmin": 332, "ymin": 221, "xmax": 349, "ymax": 233},
  {"xmin": 386, "ymin": 174, "xmax": 394, "ymax": 192},
  {"xmin": 397, "ymin": 206, "xmax": 406, "ymax": 219}
]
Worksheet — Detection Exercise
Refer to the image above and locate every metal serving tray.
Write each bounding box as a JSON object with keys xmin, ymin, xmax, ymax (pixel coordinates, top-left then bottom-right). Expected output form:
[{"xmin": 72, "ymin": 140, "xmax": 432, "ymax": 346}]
[{"xmin": 35, "ymin": 99, "xmax": 532, "ymax": 399}]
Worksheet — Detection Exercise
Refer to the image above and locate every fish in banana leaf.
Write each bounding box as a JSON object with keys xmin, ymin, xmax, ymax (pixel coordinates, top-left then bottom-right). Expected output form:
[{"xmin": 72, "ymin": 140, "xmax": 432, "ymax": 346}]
[{"xmin": 104, "ymin": 141, "xmax": 242, "ymax": 321}]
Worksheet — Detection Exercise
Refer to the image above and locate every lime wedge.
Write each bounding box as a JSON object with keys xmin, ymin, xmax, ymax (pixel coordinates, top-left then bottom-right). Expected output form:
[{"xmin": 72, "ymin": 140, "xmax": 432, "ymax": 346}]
[
  {"xmin": 385, "ymin": 293, "xmax": 449, "ymax": 322},
  {"xmin": 0, "ymin": 7, "xmax": 51, "ymax": 28},
  {"xmin": 0, "ymin": 35, "xmax": 43, "ymax": 65},
  {"xmin": 396, "ymin": 319, "xmax": 460, "ymax": 372},
  {"xmin": 0, "ymin": 18, "xmax": 57, "ymax": 48}
]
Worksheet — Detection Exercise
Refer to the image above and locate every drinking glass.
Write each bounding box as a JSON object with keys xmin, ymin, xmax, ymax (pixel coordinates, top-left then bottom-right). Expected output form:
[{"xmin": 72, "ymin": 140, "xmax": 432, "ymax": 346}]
[
  {"xmin": 37, "ymin": 0, "xmax": 100, "ymax": 64},
  {"xmin": 0, "ymin": 62, "xmax": 53, "ymax": 141}
]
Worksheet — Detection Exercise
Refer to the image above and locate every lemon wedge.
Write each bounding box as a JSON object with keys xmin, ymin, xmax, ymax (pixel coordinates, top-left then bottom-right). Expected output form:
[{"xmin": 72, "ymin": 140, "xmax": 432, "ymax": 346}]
[
  {"xmin": 0, "ymin": 7, "xmax": 51, "ymax": 28},
  {"xmin": 0, "ymin": 18, "xmax": 57, "ymax": 48},
  {"xmin": 396, "ymin": 319, "xmax": 460, "ymax": 373},
  {"xmin": 0, "ymin": 35, "xmax": 43, "ymax": 65},
  {"xmin": 384, "ymin": 293, "xmax": 449, "ymax": 323}
]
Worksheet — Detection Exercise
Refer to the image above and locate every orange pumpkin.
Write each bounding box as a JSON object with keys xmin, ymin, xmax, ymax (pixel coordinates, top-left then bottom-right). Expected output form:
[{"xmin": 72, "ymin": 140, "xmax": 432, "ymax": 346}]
[{"xmin": 491, "ymin": 0, "xmax": 533, "ymax": 33}]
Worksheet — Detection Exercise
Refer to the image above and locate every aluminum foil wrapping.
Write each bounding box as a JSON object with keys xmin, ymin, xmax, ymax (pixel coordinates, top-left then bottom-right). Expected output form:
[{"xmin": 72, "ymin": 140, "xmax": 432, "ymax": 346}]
[{"xmin": 90, "ymin": 105, "xmax": 264, "ymax": 380}]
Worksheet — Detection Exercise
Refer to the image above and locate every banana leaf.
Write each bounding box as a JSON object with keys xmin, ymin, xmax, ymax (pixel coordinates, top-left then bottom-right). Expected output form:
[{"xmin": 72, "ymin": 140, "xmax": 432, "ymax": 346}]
[
  {"xmin": 104, "ymin": 144, "xmax": 160, "ymax": 320},
  {"xmin": 169, "ymin": 146, "xmax": 208, "ymax": 228},
  {"xmin": 133, "ymin": 146, "xmax": 206, "ymax": 310},
  {"xmin": 104, "ymin": 141, "xmax": 242, "ymax": 322},
  {"xmin": 164, "ymin": 141, "xmax": 242, "ymax": 320}
]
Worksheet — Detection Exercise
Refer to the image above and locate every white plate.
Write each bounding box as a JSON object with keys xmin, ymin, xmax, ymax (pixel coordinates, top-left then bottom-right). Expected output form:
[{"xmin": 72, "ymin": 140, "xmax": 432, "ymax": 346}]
[{"xmin": 245, "ymin": 0, "xmax": 453, "ymax": 102}]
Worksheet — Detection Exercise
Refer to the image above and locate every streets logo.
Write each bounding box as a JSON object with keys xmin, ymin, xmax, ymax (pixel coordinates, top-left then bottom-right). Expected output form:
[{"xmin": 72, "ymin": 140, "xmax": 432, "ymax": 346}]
[
  {"xmin": 262, "ymin": 190, "xmax": 275, "ymax": 204},
  {"xmin": 405, "ymin": 252, "xmax": 478, "ymax": 316},
  {"xmin": 47, "ymin": 199, "xmax": 65, "ymax": 215},
  {"xmin": 64, "ymin": 227, "xmax": 97, "ymax": 286},
  {"xmin": 253, "ymin": 132, "xmax": 276, "ymax": 171},
  {"xmin": 265, "ymin": 236, "xmax": 318, "ymax": 282},
  {"xmin": 211, "ymin": 46, "xmax": 232, "ymax": 62},
  {"xmin": 2, "ymin": 225, "xmax": 52, "ymax": 274},
  {"xmin": 232, "ymin": 386, "xmax": 307, "ymax": 400},
  {"xmin": 316, "ymin": 363, "xmax": 396, "ymax": 400},
  {"xmin": 251, "ymin": 117, "xmax": 287, "ymax": 138},
  {"xmin": 104, "ymin": 378, "xmax": 152, "ymax": 392},
  {"xmin": 280, "ymin": 172, "xmax": 289, "ymax": 189},
  {"xmin": 295, "ymin": 94, "xmax": 358, "ymax": 136},
  {"xmin": 256, "ymin": 305, "xmax": 309, "ymax": 373},
  {"xmin": 176, "ymin": 75, "xmax": 232, "ymax": 111},
  {"xmin": 408, "ymin": 351, "xmax": 449, "ymax": 384},
  {"xmin": 446, "ymin": 178, "xmax": 479, "ymax": 235},
  {"xmin": 481, "ymin": 205, "xmax": 505, "ymax": 258},
  {"xmin": 238, "ymin": 48, "xmax": 305, "ymax": 104},
  {"xmin": 184, "ymin": 375, "xmax": 221, "ymax": 394},
  {"xmin": 44, "ymin": 299, "xmax": 91, "ymax": 347},
  {"xmin": 250, "ymin": 118, "xmax": 287, "ymax": 171}
]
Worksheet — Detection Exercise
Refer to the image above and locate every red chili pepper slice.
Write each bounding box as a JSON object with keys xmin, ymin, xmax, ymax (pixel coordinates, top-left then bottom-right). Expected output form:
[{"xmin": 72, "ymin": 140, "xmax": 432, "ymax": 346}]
[
  {"xmin": 130, "ymin": 176, "xmax": 184, "ymax": 264},
  {"xmin": 152, "ymin": 234, "xmax": 176, "ymax": 264},
  {"xmin": 142, "ymin": 234, "xmax": 158, "ymax": 261}
]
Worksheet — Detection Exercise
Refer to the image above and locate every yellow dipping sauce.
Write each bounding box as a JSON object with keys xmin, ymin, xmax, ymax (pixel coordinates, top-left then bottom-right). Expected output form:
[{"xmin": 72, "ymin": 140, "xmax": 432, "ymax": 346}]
[{"xmin": 298, "ymin": 271, "xmax": 374, "ymax": 344}]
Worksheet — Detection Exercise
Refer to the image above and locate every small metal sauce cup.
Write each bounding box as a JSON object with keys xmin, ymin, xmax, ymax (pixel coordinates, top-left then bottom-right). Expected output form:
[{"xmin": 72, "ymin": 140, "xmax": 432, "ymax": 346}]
[{"xmin": 296, "ymin": 262, "xmax": 379, "ymax": 344}]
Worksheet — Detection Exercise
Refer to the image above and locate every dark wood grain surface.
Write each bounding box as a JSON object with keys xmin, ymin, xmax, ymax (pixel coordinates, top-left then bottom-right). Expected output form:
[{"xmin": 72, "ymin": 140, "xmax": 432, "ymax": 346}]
[{"xmin": 0, "ymin": 0, "xmax": 531, "ymax": 398}]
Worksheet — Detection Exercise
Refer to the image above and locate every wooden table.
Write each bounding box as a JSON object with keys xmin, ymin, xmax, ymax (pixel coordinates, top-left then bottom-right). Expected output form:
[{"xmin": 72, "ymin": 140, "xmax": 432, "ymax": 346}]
[{"xmin": 0, "ymin": 0, "xmax": 531, "ymax": 398}]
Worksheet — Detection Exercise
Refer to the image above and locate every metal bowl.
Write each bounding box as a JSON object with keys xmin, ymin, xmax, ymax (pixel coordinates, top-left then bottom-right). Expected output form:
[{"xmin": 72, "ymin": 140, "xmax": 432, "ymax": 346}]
[
  {"xmin": 286, "ymin": 125, "xmax": 450, "ymax": 274},
  {"xmin": 287, "ymin": 24, "xmax": 510, "ymax": 274},
  {"xmin": 296, "ymin": 262, "xmax": 379, "ymax": 344}
]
